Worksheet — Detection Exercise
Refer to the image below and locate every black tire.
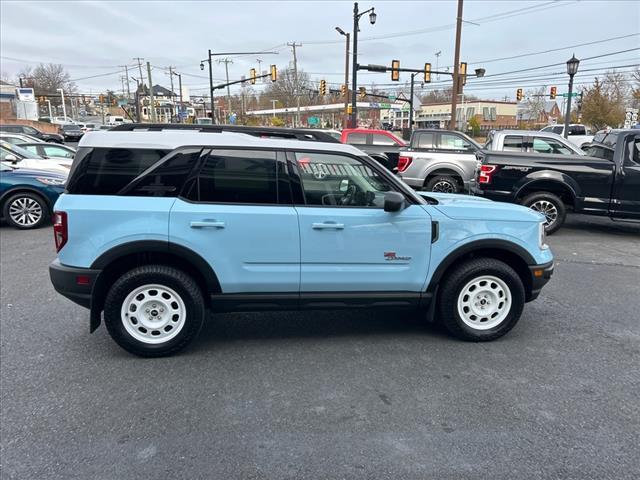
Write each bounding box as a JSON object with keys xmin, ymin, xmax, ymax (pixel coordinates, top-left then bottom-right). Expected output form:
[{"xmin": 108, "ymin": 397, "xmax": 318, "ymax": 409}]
[
  {"xmin": 2, "ymin": 192, "xmax": 48, "ymax": 229},
  {"xmin": 437, "ymin": 258, "xmax": 525, "ymax": 342},
  {"xmin": 103, "ymin": 265, "xmax": 205, "ymax": 357},
  {"xmin": 521, "ymin": 191, "xmax": 566, "ymax": 234},
  {"xmin": 424, "ymin": 175, "xmax": 461, "ymax": 193}
]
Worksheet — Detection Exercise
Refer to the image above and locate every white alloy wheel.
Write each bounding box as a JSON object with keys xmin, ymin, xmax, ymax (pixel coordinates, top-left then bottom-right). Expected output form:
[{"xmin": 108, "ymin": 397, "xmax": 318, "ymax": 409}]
[
  {"xmin": 120, "ymin": 284, "xmax": 187, "ymax": 344},
  {"xmin": 456, "ymin": 275, "xmax": 512, "ymax": 330},
  {"xmin": 8, "ymin": 196, "xmax": 43, "ymax": 227}
]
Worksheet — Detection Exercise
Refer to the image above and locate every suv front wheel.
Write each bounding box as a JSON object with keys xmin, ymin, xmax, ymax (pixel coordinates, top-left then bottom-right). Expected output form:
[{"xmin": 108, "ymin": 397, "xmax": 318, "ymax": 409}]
[
  {"xmin": 103, "ymin": 265, "xmax": 205, "ymax": 357},
  {"xmin": 438, "ymin": 258, "xmax": 525, "ymax": 341}
]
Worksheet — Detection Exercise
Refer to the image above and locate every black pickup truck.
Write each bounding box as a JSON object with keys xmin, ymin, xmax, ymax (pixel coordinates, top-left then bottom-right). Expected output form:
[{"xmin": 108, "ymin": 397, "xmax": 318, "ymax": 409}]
[{"xmin": 473, "ymin": 129, "xmax": 639, "ymax": 233}]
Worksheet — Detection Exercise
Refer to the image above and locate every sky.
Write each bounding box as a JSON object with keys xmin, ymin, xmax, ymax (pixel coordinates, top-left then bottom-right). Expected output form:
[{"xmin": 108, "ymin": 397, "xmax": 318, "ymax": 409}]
[{"xmin": 1, "ymin": 0, "xmax": 639, "ymax": 102}]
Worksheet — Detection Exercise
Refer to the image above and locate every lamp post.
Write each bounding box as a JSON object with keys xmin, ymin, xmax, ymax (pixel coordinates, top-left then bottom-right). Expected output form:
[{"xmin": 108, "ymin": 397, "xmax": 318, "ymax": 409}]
[
  {"xmin": 200, "ymin": 50, "xmax": 215, "ymax": 122},
  {"xmin": 336, "ymin": 27, "xmax": 350, "ymax": 129},
  {"xmin": 351, "ymin": 2, "xmax": 376, "ymax": 128},
  {"xmin": 563, "ymin": 54, "xmax": 580, "ymax": 139}
]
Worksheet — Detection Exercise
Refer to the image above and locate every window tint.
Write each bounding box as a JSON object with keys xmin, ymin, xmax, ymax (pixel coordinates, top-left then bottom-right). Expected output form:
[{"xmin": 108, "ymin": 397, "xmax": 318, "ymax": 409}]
[
  {"xmin": 123, "ymin": 148, "xmax": 202, "ymax": 197},
  {"xmin": 552, "ymin": 126, "xmax": 563, "ymax": 134},
  {"xmin": 65, "ymin": 147, "xmax": 169, "ymax": 194},
  {"xmin": 294, "ymin": 152, "xmax": 394, "ymax": 208},
  {"xmin": 503, "ymin": 136, "xmax": 524, "ymax": 152},
  {"xmin": 439, "ymin": 133, "xmax": 471, "ymax": 151},
  {"xmin": 531, "ymin": 137, "xmax": 572, "ymax": 155},
  {"xmin": 583, "ymin": 145, "xmax": 614, "ymax": 161},
  {"xmin": 346, "ymin": 132, "xmax": 367, "ymax": 145},
  {"xmin": 22, "ymin": 145, "xmax": 40, "ymax": 156},
  {"xmin": 185, "ymin": 150, "xmax": 282, "ymax": 204},
  {"xmin": 371, "ymin": 133, "xmax": 397, "ymax": 146},
  {"xmin": 23, "ymin": 126, "xmax": 38, "ymax": 135},
  {"xmin": 569, "ymin": 125, "xmax": 586, "ymax": 135},
  {"xmin": 415, "ymin": 132, "xmax": 434, "ymax": 149}
]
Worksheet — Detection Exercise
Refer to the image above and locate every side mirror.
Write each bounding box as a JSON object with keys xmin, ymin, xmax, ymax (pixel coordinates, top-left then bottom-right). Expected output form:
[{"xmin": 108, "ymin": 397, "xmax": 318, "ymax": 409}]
[
  {"xmin": 384, "ymin": 191, "xmax": 405, "ymax": 212},
  {"xmin": 4, "ymin": 154, "xmax": 18, "ymax": 163},
  {"xmin": 339, "ymin": 179, "xmax": 349, "ymax": 192}
]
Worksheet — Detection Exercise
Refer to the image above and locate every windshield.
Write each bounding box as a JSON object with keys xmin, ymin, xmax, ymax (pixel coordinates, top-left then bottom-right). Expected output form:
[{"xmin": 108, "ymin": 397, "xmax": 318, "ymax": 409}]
[{"xmin": 63, "ymin": 125, "xmax": 81, "ymax": 131}]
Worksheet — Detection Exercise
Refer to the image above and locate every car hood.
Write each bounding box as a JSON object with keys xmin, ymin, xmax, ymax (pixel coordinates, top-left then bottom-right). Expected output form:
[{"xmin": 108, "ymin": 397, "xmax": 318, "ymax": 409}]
[
  {"xmin": 3, "ymin": 166, "xmax": 67, "ymax": 179},
  {"xmin": 418, "ymin": 191, "xmax": 544, "ymax": 222}
]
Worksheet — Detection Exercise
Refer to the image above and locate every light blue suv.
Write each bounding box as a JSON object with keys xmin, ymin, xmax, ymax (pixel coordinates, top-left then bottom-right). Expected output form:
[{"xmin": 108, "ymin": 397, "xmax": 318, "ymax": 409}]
[{"xmin": 49, "ymin": 125, "xmax": 554, "ymax": 357}]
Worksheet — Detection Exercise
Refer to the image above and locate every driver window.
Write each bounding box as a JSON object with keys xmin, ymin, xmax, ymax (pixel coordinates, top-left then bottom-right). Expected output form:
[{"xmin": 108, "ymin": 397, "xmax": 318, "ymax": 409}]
[{"xmin": 294, "ymin": 152, "xmax": 394, "ymax": 208}]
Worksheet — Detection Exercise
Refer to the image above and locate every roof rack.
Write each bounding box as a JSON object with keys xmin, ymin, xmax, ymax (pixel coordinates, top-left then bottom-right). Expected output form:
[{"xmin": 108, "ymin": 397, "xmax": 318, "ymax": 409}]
[{"xmin": 108, "ymin": 123, "xmax": 340, "ymax": 143}]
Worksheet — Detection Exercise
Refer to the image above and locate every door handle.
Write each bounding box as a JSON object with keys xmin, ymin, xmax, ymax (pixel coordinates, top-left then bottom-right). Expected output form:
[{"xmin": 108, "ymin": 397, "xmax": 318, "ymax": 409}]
[
  {"xmin": 312, "ymin": 222, "xmax": 345, "ymax": 230},
  {"xmin": 190, "ymin": 220, "xmax": 225, "ymax": 229}
]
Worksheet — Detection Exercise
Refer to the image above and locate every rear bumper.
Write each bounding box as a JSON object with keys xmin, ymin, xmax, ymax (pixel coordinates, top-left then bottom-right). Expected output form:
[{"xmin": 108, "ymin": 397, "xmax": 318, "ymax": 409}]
[
  {"xmin": 527, "ymin": 261, "xmax": 554, "ymax": 301},
  {"xmin": 49, "ymin": 259, "xmax": 100, "ymax": 309}
]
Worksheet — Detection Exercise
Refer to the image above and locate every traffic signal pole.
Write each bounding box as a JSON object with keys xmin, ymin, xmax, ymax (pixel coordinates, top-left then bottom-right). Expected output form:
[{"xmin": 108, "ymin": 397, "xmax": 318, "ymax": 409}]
[
  {"xmin": 449, "ymin": 0, "xmax": 464, "ymax": 130},
  {"xmin": 351, "ymin": 2, "xmax": 359, "ymax": 128}
]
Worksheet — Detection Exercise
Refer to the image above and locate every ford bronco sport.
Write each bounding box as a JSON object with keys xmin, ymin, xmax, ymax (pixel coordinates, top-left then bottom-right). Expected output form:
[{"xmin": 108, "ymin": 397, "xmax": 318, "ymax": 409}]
[{"xmin": 49, "ymin": 125, "xmax": 554, "ymax": 357}]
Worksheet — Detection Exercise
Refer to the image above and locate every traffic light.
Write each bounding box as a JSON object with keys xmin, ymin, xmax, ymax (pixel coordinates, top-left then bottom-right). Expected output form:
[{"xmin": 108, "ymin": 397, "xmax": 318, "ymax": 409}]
[
  {"xmin": 516, "ymin": 88, "xmax": 523, "ymax": 101},
  {"xmin": 112, "ymin": 97, "xmax": 117, "ymax": 106},
  {"xmin": 424, "ymin": 63, "xmax": 431, "ymax": 83},
  {"xmin": 250, "ymin": 68, "xmax": 257, "ymax": 85},
  {"xmin": 391, "ymin": 59, "xmax": 400, "ymax": 81},
  {"xmin": 550, "ymin": 86, "xmax": 557, "ymax": 100},
  {"xmin": 99, "ymin": 94, "xmax": 105, "ymax": 104},
  {"xmin": 346, "ymin": 104, "xmax": 353, "ymax": 115},
  {"xmin": 319, "ymin": 79, "xmax": 327, "ymax": 95},
  {"xmin": 359, "ymin": 87, "xmax": 366, "ymax": 99},
  {"xmin": 340, "ymin": 84, "xmax": 347, "ymax": 97},
  {"xmin": 270, "ymin": 65, "xmax": 277, "ymax": 82},
  {"xmin": 460, "ymin": 62, "xmax": 467, "ymax": 86}
]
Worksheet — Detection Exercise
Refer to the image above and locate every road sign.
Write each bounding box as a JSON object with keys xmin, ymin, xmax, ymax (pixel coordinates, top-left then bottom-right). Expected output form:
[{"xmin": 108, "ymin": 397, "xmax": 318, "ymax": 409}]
[
  {"xmin": 558, "ymin": 92, "xmax": 579, "ymax": 98},
  {"xmin": 307, "ymin": 116, "xmax": 320, "ymax": 125},
  {"xmin": 624, "ymin": 108, "xmax": 638, "ymax": 129},
  {"xmin": 388, "ymin": 94, "xmax": 396, "ymax": 102}
]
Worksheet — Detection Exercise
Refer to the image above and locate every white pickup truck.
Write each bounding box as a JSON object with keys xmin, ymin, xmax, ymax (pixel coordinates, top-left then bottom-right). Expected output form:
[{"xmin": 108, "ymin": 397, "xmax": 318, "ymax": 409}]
[{"xmin": 540, "ymin": 124, "xmax": 593, "ymax": 148}]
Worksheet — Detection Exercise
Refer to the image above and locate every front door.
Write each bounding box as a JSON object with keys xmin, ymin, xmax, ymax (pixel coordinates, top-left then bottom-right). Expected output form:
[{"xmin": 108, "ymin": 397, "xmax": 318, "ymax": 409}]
[
  {"xmin": 169, "ymin": 149, "xmax": 300, "ymax": 293},
  {"xmin": 290, "ymin": 150, "xmax": 432, "ymax": 292},
  {"xmin": 612, "ymin": 135, "xmax": 640, "ymax": 218}
]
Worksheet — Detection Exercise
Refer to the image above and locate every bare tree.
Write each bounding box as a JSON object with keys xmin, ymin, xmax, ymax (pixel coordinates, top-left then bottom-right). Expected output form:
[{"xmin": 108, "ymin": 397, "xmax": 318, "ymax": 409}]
[
  {"xmin": 632, "ymin": 67, "xmax": 640, "ymax": 109},
  {"xmin": 522, "ymin": 86, "xmax": 548, "ymax": 124},
  {"xmin": 262, "ymin": 68, "xmax": 311, "ymax": 108},
  {"xmin": 16, "ymin": 63, "xmax": 76, "ymax": 94}
]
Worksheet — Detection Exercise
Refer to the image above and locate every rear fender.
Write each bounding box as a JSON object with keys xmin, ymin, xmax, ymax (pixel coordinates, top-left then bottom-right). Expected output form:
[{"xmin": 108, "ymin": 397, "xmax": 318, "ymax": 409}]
[{"xmin": 514, "ymin": 171, "xmax": 580, "ymax": 205}]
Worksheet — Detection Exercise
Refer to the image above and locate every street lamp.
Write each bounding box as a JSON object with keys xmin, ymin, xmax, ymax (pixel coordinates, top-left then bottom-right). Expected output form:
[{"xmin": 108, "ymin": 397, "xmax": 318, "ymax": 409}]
[
  {"xmin": 336, "ymin": 26, "xmax": 350, "ymax": 128},
  {"xmin": 351, "ymin": 2, "xmax": 377, "ymax": 128},
  {"xmin": 563, "ymin": 54, "xmax": 580, "ymax": 139},
  {"xmin": 57, "ymin": 88, "xmax": 67, "ymax": 120}
]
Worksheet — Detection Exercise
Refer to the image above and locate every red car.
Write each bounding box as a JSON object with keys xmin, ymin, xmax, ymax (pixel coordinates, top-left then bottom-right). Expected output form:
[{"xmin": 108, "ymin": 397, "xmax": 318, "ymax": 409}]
[{"xmin": 340, "ymin": 128, "xmax": 406, "ymax": 170}]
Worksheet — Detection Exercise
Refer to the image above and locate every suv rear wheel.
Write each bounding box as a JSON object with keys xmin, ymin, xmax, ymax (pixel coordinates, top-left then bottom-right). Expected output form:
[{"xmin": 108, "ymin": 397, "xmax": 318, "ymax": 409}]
[
  {"xmin": 424, "ymin": 175, "xmax": 460, "ymax": 193},
  {"xmin": 103, "ymin": 265, "xmax": 205, "ymax": 357},
  {"xmin": 438, "ymin": 258, "xmax": 525, "ymax": 341},
  {"xmin": 3, "ymin": 192, "xmax": 48, "ymax": 229}
]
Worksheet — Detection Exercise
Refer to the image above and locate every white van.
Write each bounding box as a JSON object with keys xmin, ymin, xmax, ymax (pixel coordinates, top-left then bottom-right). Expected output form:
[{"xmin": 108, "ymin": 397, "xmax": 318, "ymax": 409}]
[{"xmin": 105, "ymin": 116, "xmax": 125, "ymax": 126}]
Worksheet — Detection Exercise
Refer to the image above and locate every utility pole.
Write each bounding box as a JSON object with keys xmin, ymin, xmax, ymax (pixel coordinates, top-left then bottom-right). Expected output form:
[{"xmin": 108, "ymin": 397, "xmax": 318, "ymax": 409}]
[
  {"xmin": 146, "ymin": 61, "xmax": 156, "ymax": 122},
  {"xmin": 256, "ymin": 58, "xmax": 263, "ymax": 81},
  {"xmin": 435, "ymin": 51, "xmax": 442, "ymax": 80},
  {"xmin": 167, "ymin": 66, "xmax": 176, "ymax": 121},
  {"xmin": 218, "ymin": 58, "xmax": 234, "ymax": 123},
  {"xmin": 178, "ymin": 73, "xmax": 183, "ymax": 122},
  {"xmin": 272, "ymin": 99, "xmax": 277, "ymax": 118},
  {"xmin": 287, "ymin": 42, "xmax": 302, "ymax": 127},
  {"xmin": 449, "ymin": 0, "xmax": 464, "ymax": 130},
  {"xmin": 131, "ymin": 76, "xmax": 141, "ymax": 122},
  {"xmin": 133, "ymin": 58, "xmax": 145, "ymax": 85},
  {"xmin": 408, "ymin": 72, "xmax": 417, "ymax": 131},
  {"xmin": 123, "ymin": 65, "xmax": 131, "ymax": 101}
]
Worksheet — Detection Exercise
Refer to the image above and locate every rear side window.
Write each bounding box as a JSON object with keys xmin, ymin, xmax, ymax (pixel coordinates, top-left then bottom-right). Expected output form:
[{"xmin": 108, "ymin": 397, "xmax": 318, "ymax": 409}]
[
  {"xmin": 122, "ymin": 148, "xmax": 202, "ymax": 197},
  {"xmin": 503, "ymin": 136, "xmax": 524, "ymax": 152},
  {"xmin": 184, "ymin": 149, "xmax": 284, "ymax": 204},
  {"xmin": 66, "ymin": 147, "xmax": 169, "ymax": 194},
  {"xmin": 371, "ymin": 133, "xmax": 397, "ymax": 146},
  {"xmin": 415, "ymin": 132, "xmax": 434, "ymax": 149},
  {"xmin": 346, "ymin": 133, "xmax": 367, "ymax": 145}
]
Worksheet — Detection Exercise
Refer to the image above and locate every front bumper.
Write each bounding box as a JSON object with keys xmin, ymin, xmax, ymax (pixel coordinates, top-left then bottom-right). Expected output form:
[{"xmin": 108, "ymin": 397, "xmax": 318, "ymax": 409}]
[
  {"xmin": 527, "ymin": 261, "xmax": 554, "ymax": 301},
  {"xmin": 49, "ymin": 259, "xmax": 100, "ymax": 309}
]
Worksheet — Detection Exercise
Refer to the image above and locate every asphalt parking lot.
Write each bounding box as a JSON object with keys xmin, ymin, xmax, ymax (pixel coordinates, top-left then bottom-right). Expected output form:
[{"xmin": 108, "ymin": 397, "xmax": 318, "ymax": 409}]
[{"xmin": 1, "ymin": 215, "xmax": 639, "ymax": 479}]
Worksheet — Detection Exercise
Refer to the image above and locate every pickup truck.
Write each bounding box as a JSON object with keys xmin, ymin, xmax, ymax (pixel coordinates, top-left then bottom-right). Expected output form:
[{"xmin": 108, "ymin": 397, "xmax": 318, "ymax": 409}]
[
  {"xmin": 540, "ymin": 124, "xmax": 593, "ymax": 149},
  {"xmin": 398, "ymin": 129, "xmax": 481, "ymax": 193},
  {"xmin": 340, "ymin": 128, "xmax": 405, "ymax": 171},
  {"xmin": 485, "ymin": 130, "xmax": 585, "ymax": 156},
  {"xmin": 473, "ymin": 129, "xmax": 640, "ymax": 233}
]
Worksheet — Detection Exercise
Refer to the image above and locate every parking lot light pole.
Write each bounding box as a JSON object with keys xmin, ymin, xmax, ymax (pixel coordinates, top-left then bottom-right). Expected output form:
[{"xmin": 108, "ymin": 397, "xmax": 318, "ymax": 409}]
[
  {"xmin": 563, "ymin": 54, "xmax": 580, "ymax": 139},
  {"xmin": 336, "ymin": 27, "xmax": 350, "ymax": 128},
  {"xmin": 351, "ymin": 2, "xmax": 376, "ymax": 128}
]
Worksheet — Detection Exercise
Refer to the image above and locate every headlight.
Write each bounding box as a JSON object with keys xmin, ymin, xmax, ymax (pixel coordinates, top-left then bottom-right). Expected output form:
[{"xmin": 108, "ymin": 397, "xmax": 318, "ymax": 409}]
[
  {"xmin": 36, "ymin": 177, "xmax": 66, "ymax": 186},
  {"xmin": 538, "ymin": 222, "xmax": 549, "ymax": 250}
]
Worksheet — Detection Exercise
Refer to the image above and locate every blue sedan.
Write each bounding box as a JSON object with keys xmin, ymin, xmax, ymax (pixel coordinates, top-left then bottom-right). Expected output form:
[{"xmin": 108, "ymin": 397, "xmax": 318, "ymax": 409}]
[{"xmin": 0, "ymin": 163, "xmax": 66, "ymax": 229}]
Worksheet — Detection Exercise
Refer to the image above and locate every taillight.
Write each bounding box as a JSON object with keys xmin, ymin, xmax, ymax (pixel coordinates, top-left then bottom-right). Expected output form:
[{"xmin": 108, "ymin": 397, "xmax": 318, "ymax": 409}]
[
  {"xmin": 478, "ymin": 165, "xmax": 498, "ymax": 184},
  {"xmin": 397, "ymin": 155, "xmax": 413, "ymax": 172},
  {"xmin": 53, "ymin": 211, "xmax": 68, "ymax": 252}
]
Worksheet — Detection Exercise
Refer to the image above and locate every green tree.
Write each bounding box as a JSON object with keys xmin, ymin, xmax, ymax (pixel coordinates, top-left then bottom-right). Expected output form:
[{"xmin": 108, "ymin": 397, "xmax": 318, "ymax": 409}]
[{"xmin": 468, "ymin": 116, "xmax": 480, "ymax": 136}]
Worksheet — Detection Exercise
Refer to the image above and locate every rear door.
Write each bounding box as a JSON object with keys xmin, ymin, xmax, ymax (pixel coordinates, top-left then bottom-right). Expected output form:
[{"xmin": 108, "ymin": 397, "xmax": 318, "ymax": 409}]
[
  {"xmin": 290, "ymin": 150, "xmax": 431, "ymax": 293},
  {"xmin": 169, "ymin": 148, "xmax": 300, "ymax": 293}
]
